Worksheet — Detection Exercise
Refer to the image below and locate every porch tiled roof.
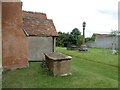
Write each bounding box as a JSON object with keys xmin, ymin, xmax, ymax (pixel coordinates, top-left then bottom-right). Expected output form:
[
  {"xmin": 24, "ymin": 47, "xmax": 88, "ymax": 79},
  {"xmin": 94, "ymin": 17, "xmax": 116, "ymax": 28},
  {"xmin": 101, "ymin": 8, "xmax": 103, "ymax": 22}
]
[
  {"xmin": 22, "ymin": 11, "xmax": 58, "ymax": 37},
  {"xmin": 23, "ymin": 11, "xmax": 47, "ymax": 19}
]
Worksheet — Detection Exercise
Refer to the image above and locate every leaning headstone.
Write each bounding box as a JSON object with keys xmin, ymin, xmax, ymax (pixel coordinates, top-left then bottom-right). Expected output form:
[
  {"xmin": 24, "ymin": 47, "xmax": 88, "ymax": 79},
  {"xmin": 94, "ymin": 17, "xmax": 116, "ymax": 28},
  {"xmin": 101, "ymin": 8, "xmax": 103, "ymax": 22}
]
[
  {"xmin": 79, "ymin": 44, "xmax": 88, "ymax": 51},
  {"xmin": 112, "ymin": 50, "xmax": 117, "ymax": 54}
]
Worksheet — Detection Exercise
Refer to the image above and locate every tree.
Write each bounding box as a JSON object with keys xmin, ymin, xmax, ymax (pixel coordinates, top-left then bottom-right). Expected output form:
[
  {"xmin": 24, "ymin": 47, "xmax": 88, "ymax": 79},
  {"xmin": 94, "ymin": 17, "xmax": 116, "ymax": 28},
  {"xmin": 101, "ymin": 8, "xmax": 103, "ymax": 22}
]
[
  {"xmin": 58, "ymin": 31, "xmax": 62, "ymax": 34},
  {"xmin": 91, "ymin": 34, "xmax": 96, "ymax": 41},
  {"xmin": 77, "ymin": 35, "xmax": 83, "ymax": 46},
  {"xmin": 70, "ymin": 28, "xmax": 81, "ymax": 45},
  {"xmin": 85, "ymin": 34, "xmax": 96, "ymax": 42},
  {"xmin": 56, "ymin": 28, "xmax": 82, "ymax": 47},
  {"xmin": 56, "ymin": 32, "xmax": 71, "ymax": 47},
  {"xmin": 62, "ymin": 33, "xmax": 71, "ymax": 47},
  {"xmin": 56, "ymin": 32, "xmax": 64, "ymax": 47}
]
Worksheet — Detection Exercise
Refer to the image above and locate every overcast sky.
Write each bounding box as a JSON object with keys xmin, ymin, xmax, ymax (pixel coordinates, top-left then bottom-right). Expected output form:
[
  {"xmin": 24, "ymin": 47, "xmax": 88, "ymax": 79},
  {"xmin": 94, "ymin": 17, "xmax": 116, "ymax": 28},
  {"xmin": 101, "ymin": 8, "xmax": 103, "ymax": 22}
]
[{"xmin": 21, "ymin": 0, "xmax": 119, "ymax": 37}]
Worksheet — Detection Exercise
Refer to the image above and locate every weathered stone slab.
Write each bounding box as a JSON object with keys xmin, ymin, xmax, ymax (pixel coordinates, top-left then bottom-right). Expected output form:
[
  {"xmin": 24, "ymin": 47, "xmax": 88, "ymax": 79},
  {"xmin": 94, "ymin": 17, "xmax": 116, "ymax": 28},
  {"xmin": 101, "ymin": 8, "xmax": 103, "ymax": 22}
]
[{"xmin": 44, "ymin": 52, "xmax": 72, "ymax": 76}]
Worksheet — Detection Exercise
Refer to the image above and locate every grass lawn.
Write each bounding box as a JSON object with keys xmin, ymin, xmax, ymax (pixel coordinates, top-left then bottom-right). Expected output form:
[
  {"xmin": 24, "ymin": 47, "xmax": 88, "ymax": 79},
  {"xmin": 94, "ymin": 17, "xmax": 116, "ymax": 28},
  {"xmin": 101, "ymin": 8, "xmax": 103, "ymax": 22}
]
[
  {"xmin": 2, "ymin": 47, "xmax": 118, "ymax": 88},
  {"xmin": 57, "ymin": 47, "xmax": 118, "ymax": 67}
]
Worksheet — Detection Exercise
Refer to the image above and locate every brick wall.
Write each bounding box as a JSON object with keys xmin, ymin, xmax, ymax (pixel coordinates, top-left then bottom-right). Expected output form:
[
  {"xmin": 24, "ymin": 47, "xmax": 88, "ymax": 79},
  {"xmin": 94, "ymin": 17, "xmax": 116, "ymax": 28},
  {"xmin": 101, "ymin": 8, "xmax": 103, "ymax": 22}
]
[
  {"xmin": 0, "ymin": 1, "xmax": 2, "ymax": 69},
  {"xmin": 2, "ymin": 2, "xmax": 29, "ymax": 70},
  {"xmin": 0, "ymin": 1, "xmax": 2, "ymax": 86}
]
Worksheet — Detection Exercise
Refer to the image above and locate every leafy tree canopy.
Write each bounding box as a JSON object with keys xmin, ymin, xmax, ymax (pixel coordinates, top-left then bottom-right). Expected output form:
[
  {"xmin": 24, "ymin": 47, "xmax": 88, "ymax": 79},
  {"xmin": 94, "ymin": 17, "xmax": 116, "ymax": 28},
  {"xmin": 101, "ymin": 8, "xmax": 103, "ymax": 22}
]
[{"xmin": 56, "ymin": 28, "xmax": 82, "ymax": 47}]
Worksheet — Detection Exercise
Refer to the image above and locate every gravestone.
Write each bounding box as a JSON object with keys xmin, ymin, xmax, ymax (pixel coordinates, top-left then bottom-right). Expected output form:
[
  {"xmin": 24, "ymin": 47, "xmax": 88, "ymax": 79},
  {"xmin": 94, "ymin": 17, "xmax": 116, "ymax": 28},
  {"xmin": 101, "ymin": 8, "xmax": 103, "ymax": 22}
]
[{"xmin": 67, "ymin": 45, "xmax": 78, "ymax": 50}]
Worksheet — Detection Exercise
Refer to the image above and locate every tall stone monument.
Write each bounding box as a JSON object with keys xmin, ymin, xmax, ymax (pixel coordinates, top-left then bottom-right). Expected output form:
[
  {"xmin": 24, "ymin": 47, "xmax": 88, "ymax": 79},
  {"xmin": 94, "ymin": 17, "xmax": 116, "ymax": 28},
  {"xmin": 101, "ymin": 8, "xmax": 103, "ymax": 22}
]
[{"xmin": 79, "ymin": 22, "xmax": 88, "ymax": 51}]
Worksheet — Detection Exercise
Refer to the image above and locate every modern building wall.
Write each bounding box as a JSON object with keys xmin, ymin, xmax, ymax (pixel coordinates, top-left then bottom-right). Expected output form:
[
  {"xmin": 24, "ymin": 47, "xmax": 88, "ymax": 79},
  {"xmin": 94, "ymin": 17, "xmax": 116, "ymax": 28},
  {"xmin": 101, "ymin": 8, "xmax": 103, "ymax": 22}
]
[
  {"xmin": 2, "ymin": 1, "xmax": 29, "ymax": 70},
  {"xmin": 28, "ymin": 37, "xmax": 54, "ymax": 61},
  {"xmin": 95, "ymin": 36, "xmax": 116, "ymax": 48},
  {"xmin": 86, "ymin": 41, "xmax": 95, "ymax": 48},
  {"xmin": 86, "ymin": 36, "xmax": 118, "ymax": 49}
]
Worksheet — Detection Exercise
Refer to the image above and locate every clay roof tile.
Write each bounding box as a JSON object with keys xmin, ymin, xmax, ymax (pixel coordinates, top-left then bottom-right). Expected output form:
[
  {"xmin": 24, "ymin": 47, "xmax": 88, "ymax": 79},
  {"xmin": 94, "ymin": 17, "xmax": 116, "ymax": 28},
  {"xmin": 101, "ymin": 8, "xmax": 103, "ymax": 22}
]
[{"xmin": 22, "ymin": 13, "xmax": 58, "ymax": 37}]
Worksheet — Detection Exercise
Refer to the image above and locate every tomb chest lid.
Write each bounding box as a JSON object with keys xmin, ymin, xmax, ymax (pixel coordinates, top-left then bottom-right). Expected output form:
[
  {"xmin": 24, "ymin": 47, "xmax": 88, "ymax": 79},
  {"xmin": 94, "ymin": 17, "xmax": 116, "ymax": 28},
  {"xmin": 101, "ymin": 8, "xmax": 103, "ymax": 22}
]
[{"xmin": 44, "ymin": 52, "xmax": 72, "ymax": 61}]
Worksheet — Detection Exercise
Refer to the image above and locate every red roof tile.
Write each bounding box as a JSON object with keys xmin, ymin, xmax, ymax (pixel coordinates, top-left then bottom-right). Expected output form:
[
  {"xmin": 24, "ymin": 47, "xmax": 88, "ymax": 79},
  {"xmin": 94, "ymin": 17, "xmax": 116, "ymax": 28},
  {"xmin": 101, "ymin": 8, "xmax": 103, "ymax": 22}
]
[
  {"xmin": 22, "ymin": 11, "xmax": 58, "ymax": 37},
  {"xmin": 23, "ymin": 11, "xmax": 47, "ymax": 19},
  {"xmin": 23, "ymin": 16, "xmax": 58, "ymax": 37}
]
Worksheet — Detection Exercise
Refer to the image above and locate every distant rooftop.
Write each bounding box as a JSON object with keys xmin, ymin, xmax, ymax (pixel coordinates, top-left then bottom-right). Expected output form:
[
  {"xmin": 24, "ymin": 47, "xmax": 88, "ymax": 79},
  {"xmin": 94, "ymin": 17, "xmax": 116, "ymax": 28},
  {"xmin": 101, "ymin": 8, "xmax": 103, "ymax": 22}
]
[{"xmin": 95, "ymin": 33, "xmax": 113, "ymax": 37}]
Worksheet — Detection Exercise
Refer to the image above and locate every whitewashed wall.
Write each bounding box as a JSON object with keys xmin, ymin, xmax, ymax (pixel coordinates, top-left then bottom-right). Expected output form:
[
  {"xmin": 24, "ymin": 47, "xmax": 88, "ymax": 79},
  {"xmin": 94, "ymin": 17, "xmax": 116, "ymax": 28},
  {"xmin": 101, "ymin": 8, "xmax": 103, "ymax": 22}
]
[
  {"xmin": 86, "ymin": 41, "xmax": 95, "ymax": 48},
  {"xmin": 86, "ymin": 36, "xmax": 118, "ymax": 49},
  {"xmin": 28, "ymin": 37, "xmax": 55, "ymax": 61}
]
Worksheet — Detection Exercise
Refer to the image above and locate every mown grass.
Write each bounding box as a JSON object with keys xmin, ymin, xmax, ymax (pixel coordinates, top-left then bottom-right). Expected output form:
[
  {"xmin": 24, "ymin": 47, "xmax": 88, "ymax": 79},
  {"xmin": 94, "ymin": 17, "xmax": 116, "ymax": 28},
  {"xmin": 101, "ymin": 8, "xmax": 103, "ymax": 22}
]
[
  {"xmin": 2, "ymin": 47, "xmax": 118, "ymax": 88},
  {"xmin": 56, "ymin": 47, "xmax": 118, "ymax": 67}
]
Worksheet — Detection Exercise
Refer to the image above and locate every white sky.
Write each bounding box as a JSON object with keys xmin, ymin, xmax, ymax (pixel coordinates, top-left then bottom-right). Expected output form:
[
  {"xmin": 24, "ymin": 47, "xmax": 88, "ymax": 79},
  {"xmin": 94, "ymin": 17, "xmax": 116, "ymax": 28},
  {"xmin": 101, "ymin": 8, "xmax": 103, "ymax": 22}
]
[{"xmin": 21, "ymin": 0, "xmax": 119, "ymax": 37}]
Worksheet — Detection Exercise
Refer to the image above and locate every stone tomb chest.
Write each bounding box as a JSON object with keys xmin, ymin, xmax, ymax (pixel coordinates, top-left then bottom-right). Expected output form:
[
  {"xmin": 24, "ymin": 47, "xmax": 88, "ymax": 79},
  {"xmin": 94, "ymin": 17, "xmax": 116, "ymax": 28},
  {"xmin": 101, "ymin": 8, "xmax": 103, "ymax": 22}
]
[{"xmin": 44, "ymin": 52, "xmax": 72, "ymax": 76}]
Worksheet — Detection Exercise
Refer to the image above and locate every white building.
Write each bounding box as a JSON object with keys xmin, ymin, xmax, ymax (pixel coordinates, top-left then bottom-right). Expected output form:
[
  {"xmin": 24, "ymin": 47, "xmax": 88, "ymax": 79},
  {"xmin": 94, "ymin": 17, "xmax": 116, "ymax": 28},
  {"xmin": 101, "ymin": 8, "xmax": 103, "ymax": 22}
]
[{"xmin": 86, "ymin": 34, "xmax": 119, "ymax": 49}]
